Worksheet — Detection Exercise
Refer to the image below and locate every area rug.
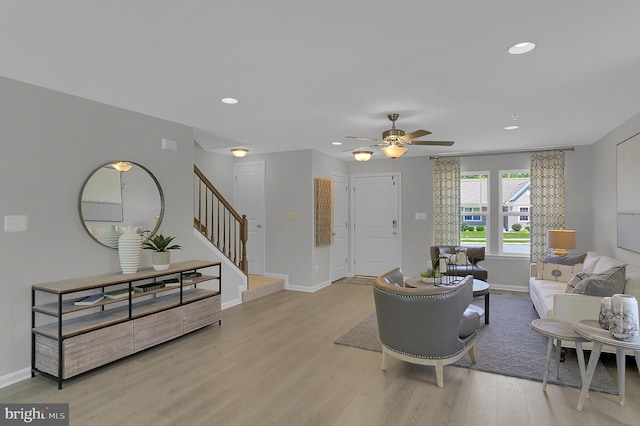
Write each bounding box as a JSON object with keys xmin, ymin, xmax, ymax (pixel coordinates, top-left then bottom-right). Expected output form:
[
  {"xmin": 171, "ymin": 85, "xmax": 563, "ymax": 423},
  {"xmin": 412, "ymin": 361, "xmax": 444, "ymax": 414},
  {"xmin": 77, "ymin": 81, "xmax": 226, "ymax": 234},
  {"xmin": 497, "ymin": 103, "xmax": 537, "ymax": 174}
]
[
  {"xmin": 334, "ymin": 276, "xmax": 375, "ymax": 285},
  {"xmin": 334, "ymin": 293, "xmax": 618, "ymax": 394}
]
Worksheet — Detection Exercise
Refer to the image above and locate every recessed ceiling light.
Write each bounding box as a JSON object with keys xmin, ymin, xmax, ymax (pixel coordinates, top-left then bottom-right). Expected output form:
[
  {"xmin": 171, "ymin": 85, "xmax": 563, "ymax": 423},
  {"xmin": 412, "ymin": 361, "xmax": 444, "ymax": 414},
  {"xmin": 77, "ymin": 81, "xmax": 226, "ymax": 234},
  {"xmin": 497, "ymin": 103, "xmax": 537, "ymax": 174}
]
[
  {"xmin": 504, "ymin": 125, "xmax": 520, "ymax": 130},
  {"xmin": 221, "ymin": 97, "xmax": 238, "ymax": 104},
  {"xmin": 507, "ymin": 42, "xmax": 536, "ymax": 55},
  {"xmin": 332, "ymin": 141, "xmax": 342, "ymax": 146}
]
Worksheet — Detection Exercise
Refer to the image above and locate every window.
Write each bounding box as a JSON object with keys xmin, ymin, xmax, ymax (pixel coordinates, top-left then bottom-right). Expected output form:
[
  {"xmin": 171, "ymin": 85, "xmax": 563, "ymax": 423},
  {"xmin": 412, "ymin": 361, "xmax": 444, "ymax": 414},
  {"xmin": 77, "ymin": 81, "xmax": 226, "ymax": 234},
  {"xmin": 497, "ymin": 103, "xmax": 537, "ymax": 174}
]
[
  {"xmin": 460, "ymin": 173, "xmax": 488, "ymax": 249},
  {"xmin": 501, "ymin": 170, "xmax": 530, "ymax": 254},
  {"xmin": 460, "ymin": 169, "xmax": 530, "ymax": 255}
]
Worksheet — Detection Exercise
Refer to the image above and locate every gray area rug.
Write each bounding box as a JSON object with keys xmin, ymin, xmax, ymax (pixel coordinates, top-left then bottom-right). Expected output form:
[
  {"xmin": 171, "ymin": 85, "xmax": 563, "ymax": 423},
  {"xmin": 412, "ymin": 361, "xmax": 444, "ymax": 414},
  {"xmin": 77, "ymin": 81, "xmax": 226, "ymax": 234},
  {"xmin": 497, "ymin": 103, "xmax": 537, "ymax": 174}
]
[{"xmin": 335, "ymin": 293, "xmax": 618, "ymax": 394}]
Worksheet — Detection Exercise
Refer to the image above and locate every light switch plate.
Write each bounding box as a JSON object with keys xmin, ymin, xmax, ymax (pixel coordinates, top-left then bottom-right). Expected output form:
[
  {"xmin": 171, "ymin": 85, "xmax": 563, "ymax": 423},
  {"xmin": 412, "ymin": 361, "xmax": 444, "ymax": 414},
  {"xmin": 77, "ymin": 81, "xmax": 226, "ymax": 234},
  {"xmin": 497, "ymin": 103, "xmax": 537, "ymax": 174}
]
[
  {"xmin": 285, "ymin": 212, "xmax": 297, "ymax": 221},
  {"xmin": 415, "ymin": 212, "xmax": 427, "ymax": 220},
  {"xmin": 4, "ymin": 215, "xmax": 29, "ymax": 232}
]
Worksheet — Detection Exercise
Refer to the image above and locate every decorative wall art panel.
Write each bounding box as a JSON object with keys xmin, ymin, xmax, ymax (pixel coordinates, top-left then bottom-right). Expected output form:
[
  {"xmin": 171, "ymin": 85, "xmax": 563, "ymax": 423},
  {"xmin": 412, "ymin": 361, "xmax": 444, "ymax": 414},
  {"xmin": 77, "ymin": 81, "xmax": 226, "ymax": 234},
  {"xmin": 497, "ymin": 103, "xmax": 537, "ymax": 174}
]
[{"xmin": 315, "ymin": 177, "xmax": 334, "ymax": 247}]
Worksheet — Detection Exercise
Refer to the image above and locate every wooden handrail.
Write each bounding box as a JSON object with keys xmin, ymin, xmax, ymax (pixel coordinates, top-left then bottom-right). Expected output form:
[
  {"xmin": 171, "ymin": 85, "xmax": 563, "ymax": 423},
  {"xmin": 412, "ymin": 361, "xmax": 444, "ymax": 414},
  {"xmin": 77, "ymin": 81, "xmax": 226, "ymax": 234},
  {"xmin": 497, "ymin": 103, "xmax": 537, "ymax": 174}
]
[{"xmin": 194, "ymin": 165, "xmax": 248, "ymax": 275}]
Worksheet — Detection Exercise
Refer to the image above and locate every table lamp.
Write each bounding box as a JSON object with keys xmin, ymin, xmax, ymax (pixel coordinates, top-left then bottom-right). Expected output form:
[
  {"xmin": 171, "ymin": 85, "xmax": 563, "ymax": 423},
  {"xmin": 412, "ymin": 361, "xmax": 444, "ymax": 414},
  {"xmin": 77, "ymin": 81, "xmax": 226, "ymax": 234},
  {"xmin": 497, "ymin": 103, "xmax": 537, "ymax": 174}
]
[{"xmin": 547, "ymin": 229, "xmax": 576, "ymax": 255}]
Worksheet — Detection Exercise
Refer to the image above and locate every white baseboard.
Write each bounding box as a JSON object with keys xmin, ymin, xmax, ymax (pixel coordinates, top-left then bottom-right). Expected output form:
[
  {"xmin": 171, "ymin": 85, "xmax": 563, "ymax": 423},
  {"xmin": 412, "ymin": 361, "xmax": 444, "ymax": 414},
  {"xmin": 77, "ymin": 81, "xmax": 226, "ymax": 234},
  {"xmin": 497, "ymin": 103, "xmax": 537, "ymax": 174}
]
[
  {"xmin": 0, "ymin": 367, "xmax": 31, "ymax": 389},
  {"xmin": 287, "ymin": 279, "xmax": 331, "ymax": 293}
]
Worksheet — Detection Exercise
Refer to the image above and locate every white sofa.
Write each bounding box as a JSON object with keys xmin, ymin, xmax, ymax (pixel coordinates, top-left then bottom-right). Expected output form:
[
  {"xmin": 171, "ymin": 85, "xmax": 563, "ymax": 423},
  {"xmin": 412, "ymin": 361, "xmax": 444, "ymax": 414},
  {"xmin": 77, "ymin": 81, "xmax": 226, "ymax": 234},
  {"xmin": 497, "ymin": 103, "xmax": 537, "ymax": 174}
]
[{"xmin": 529, "ymin": 251, "xmax": 640, "ymax": 353}]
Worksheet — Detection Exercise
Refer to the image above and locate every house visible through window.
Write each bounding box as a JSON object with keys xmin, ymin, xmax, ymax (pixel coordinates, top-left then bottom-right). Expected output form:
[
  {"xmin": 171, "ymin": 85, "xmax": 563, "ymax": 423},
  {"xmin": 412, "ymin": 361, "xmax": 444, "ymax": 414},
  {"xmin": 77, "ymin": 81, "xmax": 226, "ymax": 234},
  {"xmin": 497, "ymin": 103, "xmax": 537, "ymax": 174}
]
[{"xmin": 460, "ymin": 170, "xmax": 530, "ymax": 255}]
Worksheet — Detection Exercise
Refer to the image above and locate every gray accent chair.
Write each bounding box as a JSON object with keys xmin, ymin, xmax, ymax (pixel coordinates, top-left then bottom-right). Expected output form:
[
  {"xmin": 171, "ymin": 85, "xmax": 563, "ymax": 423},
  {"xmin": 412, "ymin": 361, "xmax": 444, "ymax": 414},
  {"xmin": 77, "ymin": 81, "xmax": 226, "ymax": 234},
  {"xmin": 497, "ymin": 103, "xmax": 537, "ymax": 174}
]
[
  {"xmin": 430, "ymin": 246, "xmax": 488, "ymax": 281},
  {"xmin": 373, "ymin": 269, "xmax": 479, "ymax": 387}
]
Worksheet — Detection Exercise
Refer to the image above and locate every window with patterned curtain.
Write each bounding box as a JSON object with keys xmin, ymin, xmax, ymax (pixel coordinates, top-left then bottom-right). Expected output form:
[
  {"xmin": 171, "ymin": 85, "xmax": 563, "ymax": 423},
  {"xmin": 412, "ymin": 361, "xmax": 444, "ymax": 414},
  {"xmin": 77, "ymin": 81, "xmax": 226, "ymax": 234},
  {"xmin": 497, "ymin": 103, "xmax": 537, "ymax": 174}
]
[
  {"xmin": 529, "ymin": 150, "xmax": 566, "ymax": 261},
  {"xmin": 433, "ymin": 157, "xmax": 461, "ymax": 245}
]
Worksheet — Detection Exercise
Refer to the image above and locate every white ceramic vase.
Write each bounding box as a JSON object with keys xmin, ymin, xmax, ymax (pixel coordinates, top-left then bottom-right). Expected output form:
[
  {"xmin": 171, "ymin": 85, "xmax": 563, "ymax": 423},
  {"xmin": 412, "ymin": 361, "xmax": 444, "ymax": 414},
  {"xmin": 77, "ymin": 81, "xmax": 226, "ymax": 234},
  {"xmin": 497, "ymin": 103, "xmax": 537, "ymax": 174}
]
[
  {"xmin": 599, "ymin": 297, "xmax": 612, "ymax": 330},
  {"xmin": 118, "ymin": 226, "xmax": 142, "ymax": 274},
  {"xmin": 610, "ymin": 294, "xmax": 640, "ymax": 342}
]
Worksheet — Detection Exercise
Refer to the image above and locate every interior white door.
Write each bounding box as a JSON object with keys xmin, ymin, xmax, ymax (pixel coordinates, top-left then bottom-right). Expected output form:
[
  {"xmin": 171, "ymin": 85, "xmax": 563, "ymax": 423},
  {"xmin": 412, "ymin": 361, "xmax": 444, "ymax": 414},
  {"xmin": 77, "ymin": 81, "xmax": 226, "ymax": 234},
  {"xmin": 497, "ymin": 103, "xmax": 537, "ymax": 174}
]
[
  {"xmin": 234, "ymin": 161, "xmax": 265, "ymax": 275},
  {"xmin": 331, "ymin": 173, "xmax": 349, "ymax": 282},
  {"xmin": 353, "ymin": 173, "xmax": 400, "ymax": 276}
]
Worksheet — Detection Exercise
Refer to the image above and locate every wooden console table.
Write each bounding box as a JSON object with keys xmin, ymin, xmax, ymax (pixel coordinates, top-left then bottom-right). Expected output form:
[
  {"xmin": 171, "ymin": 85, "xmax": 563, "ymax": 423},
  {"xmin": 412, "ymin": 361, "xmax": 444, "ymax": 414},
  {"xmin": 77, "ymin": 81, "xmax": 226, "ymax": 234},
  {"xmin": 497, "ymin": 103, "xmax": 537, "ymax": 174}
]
[{"xmin": 31, "ymin": 260, "xmax": 221, "ymax": 388}]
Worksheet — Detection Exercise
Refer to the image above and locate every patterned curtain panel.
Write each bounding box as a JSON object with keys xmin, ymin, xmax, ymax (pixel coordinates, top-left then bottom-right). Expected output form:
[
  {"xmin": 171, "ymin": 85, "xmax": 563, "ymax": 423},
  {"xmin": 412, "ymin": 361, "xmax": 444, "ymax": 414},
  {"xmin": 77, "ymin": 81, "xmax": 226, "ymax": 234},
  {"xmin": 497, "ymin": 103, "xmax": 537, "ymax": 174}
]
[
  {"xmin": 433, "ymin": 157, "xmax": 461, "ymax": 245},
  {"xmin": 530, "ymin": 150, "xmax": 566, "ymax": 261}
]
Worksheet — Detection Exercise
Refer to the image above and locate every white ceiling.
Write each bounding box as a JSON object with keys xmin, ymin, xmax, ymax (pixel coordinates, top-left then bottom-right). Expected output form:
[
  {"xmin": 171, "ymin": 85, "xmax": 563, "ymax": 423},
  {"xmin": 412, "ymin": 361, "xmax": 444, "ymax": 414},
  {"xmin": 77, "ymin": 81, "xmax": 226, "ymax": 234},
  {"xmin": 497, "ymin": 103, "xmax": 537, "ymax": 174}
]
[{"xmin": 1, "ymin": 1, "xmax": 639, "ymax": 160}]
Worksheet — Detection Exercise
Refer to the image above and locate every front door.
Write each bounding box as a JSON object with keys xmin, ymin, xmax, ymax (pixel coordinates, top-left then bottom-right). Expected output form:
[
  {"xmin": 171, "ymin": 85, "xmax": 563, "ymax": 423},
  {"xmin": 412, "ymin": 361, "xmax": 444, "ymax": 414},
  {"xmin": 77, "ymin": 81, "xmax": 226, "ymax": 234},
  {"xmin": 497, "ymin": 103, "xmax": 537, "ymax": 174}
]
[{"xmin": 352, "ymin": 173, "xmax": 401, "ymax": 276}]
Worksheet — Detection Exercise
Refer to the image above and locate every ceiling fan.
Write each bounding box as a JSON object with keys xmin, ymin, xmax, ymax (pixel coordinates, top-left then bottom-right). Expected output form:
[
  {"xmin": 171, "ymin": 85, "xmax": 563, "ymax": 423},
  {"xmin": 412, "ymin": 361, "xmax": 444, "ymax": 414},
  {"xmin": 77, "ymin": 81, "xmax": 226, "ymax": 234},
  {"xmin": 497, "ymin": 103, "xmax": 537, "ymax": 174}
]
[{"xmin": 345, "ymin": 113, "xmax": 454, "ymax": 159}]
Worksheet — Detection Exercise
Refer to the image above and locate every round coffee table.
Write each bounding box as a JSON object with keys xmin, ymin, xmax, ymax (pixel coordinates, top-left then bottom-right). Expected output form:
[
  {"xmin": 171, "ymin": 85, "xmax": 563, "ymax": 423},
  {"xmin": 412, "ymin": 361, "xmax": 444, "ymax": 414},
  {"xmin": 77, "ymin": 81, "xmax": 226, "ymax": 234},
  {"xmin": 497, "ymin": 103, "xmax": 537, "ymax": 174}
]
[
  {"xmin": 404, "ymin": 277, "xmax": 490, "ymax": 324},
  {"xmin": 530, "ymin": 319, "xmax": 589, "ymax": 392},
  {"xmin": 472, "ymin": 279, "xmax": 490, "ymax": 324},
  {"xmin": 574, "ymin": 319, "xmax": 640, "ymax": 411}
]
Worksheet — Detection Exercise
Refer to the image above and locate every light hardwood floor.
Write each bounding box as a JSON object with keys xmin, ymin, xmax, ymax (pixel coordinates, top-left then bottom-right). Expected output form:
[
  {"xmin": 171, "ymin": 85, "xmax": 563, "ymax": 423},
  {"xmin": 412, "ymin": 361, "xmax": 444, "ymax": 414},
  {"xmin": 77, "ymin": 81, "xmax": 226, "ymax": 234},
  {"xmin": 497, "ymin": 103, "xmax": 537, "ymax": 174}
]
[{"xmin": 2, "ymin": 282, "xmax": 640, "ymax": 425}]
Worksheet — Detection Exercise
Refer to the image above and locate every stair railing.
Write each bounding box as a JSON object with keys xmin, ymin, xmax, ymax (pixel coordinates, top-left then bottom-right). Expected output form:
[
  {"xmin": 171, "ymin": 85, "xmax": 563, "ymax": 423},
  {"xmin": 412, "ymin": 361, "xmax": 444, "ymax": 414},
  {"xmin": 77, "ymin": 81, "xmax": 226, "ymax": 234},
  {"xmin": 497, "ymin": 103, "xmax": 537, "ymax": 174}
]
[{"xmin": 194, "ymin": 165, "xmax": 248, "ymax": 275}]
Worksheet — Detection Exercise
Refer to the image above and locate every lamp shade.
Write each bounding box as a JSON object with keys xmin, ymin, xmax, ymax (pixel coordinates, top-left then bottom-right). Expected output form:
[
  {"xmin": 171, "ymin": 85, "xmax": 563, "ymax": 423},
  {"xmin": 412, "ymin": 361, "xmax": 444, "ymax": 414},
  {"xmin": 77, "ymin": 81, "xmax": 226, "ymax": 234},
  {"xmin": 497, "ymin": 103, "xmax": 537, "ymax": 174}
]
[
  {"xmin": 547, "ymin": 229, "xmax": 576, "ymax": 255},
  {"xmin": 380, "ymin": 144, "xmax": 408, "ymax": 158},
  {"xmin": 353, "ymin": 151, "xmax": 373, "ymax": 162}
]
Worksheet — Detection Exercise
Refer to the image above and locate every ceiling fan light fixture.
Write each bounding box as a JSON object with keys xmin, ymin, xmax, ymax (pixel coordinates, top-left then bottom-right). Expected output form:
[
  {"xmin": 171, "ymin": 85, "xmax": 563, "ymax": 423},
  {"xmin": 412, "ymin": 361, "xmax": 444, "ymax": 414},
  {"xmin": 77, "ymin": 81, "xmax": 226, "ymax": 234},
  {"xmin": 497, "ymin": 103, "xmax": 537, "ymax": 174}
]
[
  {"xmin": 508, "ymin": 41, "xmax": 536, "ymax": 55},
  {"xmin": 380, "ymin": 144, "xmax": 408, "ymax": 159},
  {"xmin": 353, "ymin": 151, "xmax": 373, "ymax": 162},
  {"xmin": 221, "ymin": 97, "xmax": 239, "ymax": 104},
  {"xmin": 230, "ymin": 148, "xmax": 249, "ymax": 158},
  {"xmin": 112, "ymin": 161, "xmax": 132, "ymax": 172}
]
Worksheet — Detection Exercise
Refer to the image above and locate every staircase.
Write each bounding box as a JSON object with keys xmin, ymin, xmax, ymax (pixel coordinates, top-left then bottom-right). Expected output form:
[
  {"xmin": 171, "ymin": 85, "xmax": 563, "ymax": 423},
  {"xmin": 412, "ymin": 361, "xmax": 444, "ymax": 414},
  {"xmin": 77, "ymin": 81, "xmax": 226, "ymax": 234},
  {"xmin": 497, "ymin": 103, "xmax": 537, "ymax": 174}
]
[
  {"xmin": 195, "ymin": 165, "xmax": 283, "ymax": 303},
  {"xmin": 243, "ymin": 275, "xmax": 285, "ymax": 302}
]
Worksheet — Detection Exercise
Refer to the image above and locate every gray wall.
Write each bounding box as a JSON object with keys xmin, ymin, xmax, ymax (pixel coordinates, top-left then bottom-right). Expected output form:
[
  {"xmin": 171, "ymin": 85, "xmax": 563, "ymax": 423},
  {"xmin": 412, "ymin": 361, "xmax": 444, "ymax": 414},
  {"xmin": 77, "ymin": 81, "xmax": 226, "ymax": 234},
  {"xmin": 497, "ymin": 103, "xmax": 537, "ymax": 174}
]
[{"xmin": 0, "ymin": 77, "xmax": 217, "ymax": 378}]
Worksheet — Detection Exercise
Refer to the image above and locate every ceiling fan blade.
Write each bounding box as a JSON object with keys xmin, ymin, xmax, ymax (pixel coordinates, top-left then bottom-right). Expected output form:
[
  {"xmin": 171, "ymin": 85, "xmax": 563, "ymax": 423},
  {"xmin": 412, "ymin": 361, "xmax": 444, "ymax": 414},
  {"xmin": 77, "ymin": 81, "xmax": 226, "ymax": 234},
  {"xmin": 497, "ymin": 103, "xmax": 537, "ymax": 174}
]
[
  {"xmin": 400, "ymin": 129, "xmax": 431, "ymax": 141},
  {"xmin": 408, "ymin": 140, "xmax": 455, "ymax": 146},
  {"xmin": 345, "ymin": 136, "xmax": 383, "ymax": 142}
]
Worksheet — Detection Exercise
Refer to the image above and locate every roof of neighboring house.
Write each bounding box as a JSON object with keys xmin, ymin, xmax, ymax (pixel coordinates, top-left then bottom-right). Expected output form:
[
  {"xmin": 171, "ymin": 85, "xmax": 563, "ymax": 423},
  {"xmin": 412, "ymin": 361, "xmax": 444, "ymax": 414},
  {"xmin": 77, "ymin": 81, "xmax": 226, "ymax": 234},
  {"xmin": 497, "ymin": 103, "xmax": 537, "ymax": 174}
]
[{"xmin": 461, "ymin": 177, "xmax": 530, "ymax": 205}]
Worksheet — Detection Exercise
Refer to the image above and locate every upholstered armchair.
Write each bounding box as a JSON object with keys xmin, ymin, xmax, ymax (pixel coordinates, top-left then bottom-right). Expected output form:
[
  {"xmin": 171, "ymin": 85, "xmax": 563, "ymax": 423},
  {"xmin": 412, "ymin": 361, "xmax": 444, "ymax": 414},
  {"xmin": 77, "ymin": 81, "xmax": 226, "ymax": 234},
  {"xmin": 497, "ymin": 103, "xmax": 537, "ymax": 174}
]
[
  {"xmin": 373, "ymin": 270, "xmax": 479, "ymax": 387},
  {"xmin": 430, "ymin": 245, "xmax": 488, "ymax": 281}
]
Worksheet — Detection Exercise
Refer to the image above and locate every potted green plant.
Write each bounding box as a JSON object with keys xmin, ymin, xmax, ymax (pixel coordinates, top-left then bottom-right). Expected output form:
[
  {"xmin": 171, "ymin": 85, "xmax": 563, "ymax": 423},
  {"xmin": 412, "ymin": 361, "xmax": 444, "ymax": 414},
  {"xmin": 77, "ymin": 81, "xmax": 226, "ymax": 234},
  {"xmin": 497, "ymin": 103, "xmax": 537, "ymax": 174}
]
[
  {"xmin": 143, "ymin": 234, "xmax": 182, "ymax": 271},
  {"xmin": 420, "ymin": 268, "xmax": 443, "ymax": 284}
]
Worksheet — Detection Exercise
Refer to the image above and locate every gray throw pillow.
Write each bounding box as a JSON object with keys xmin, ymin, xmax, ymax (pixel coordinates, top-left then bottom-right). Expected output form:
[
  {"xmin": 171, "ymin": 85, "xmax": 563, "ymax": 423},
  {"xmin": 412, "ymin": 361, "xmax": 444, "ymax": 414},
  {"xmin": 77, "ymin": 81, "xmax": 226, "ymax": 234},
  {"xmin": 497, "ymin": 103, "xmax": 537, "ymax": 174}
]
[
  {"xmin": 544, "ymin": 253, "xmax": 587, "ymax": 266},
  {"xmin": 571, "ymin": 265, "xmax": 627, "ymax": 296}
]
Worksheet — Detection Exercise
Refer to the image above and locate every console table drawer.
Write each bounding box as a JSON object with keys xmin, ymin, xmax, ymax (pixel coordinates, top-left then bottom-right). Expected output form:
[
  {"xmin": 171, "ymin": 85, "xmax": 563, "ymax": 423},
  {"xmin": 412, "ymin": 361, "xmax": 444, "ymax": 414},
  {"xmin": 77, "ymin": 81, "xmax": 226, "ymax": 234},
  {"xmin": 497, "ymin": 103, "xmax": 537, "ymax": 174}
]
[
  {"xmin": 183, "ymin": 295, "xmax": 221, "ymax": 333},
  {"xmin": 133, "ymin": 308, "xmax": 182, "ymax": 351}
]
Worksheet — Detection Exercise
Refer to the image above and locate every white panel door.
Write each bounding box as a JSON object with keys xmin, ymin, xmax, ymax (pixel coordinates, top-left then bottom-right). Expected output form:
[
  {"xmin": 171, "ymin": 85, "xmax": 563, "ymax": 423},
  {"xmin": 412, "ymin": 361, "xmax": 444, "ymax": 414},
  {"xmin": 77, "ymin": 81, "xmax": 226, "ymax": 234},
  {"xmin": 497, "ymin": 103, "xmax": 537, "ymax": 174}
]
[
  {"xmin": 331, "ymin": 173, "xmax": 349, "ymax": 282},
  {"xmin": 353, "ymin": 173, "xmax": 400, "ymax": 276},
  {"xmin": 234, "ymin": 161, "xmax": 265, "ymax": 275}
]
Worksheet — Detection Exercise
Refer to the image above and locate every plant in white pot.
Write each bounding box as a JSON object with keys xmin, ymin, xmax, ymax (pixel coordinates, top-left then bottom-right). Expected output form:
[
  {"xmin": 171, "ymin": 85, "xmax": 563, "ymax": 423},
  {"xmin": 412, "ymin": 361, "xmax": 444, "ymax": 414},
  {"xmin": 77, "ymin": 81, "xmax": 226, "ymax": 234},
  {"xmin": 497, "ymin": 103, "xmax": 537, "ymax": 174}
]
[{"xmin": 143, "ymin": 234, "xmax": 182, "ymax": 271}]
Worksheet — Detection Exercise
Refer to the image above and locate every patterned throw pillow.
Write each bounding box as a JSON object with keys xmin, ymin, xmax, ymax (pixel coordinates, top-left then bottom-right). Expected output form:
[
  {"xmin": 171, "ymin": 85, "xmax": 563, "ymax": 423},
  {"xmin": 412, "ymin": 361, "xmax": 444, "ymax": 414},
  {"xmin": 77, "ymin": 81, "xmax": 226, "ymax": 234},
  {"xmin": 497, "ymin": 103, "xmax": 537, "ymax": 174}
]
[
  {"xmin": 571, "ymin": 265, "xmax": 627, "ymax": 296},
  {"xmin": 536, "ymin": 261, "xmax": 583, "ymax": 283},
  {"xmin": 565, "ymin": 272, "xmax": 591, "ymax": 293}
]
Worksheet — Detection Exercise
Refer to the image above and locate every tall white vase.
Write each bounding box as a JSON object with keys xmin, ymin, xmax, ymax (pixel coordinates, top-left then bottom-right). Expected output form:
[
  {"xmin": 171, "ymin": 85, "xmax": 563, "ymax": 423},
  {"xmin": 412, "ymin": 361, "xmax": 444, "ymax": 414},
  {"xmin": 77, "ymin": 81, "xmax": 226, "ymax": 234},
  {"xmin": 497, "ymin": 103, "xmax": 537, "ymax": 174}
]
[
  {"xmin": 118, "ymin": 226, "xmax": 142, "ymax": 274},
  {"xmin": 610, "ymin": 294, "xmax": 640, "ymax": 342}
]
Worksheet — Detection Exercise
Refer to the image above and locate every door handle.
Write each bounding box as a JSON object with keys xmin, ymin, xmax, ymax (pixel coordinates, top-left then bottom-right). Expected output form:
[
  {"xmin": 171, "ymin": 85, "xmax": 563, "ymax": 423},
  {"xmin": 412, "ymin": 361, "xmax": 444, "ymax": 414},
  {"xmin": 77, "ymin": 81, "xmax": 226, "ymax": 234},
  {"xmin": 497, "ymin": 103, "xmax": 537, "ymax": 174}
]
[
  {"xmin": 392, "ymin": 220, "xmax": 397, "ymax": 229},
  {"xmin": 256, "ymin": 224, "xmax": 262, "ymax": 228}
]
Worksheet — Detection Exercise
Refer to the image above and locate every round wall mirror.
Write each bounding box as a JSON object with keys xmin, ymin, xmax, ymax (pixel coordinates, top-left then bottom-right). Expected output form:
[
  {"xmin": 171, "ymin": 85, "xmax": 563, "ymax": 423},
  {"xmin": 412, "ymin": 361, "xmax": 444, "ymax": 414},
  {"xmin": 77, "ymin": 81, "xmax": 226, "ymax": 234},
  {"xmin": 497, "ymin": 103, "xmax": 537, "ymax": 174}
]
[{"xmin": 79, "ymin": 161, "xmax": 165, "ymax": 248}]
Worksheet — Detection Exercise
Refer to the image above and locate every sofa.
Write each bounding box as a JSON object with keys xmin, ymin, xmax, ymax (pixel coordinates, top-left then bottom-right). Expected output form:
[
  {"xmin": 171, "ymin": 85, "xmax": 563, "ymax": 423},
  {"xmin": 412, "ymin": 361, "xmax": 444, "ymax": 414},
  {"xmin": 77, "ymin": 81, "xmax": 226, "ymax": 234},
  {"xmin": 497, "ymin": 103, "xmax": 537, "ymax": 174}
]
[
  {"xmin": 430, "ymin": 246, "xmax": 488, "ymax": 281},
  {"xmin": 529, "ymin": 250, "xmax": 640, "ymax": 354}
]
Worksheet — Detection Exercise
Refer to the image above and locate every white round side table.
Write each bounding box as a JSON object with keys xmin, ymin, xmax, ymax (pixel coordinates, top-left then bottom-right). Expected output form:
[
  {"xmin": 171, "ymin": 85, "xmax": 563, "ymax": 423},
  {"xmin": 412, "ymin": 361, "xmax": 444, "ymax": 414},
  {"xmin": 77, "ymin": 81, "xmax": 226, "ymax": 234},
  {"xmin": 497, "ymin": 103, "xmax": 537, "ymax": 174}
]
[{"xmin": 574, "ymin": 319, "xmax": 640, "ymax": 411}]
